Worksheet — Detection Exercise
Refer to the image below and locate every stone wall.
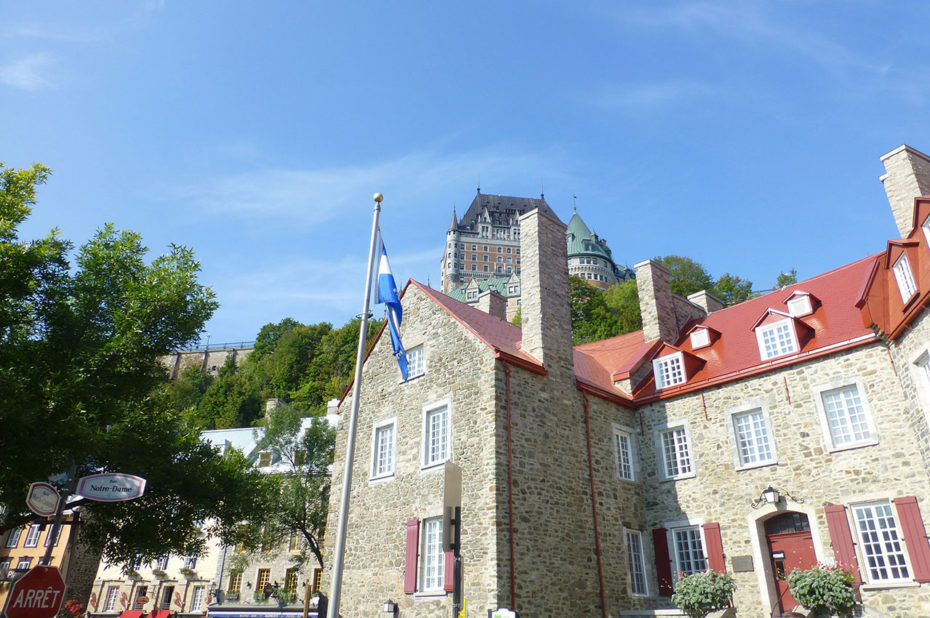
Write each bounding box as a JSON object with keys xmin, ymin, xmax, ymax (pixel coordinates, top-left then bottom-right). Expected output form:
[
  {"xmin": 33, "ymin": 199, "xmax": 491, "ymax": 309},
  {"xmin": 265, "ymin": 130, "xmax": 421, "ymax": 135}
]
[
  {"xmin": 636, "ymin": 343, "xmax": 930, "ymax": 617},
  {"xmin": 160, "ymin": 347, "xmax": 253, "ymax": 379},
  {"xmin": 323, "ymin": 285, "xmax": 502, "ymax": 617}
]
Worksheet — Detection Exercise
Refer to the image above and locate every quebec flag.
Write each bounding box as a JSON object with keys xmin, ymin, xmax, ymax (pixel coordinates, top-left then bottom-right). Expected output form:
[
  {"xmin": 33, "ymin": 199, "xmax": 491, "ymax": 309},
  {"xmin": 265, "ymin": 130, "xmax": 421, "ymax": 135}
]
[{"xmin": 377, "ymin": 241, "xmax": 408, "ymax": 381}]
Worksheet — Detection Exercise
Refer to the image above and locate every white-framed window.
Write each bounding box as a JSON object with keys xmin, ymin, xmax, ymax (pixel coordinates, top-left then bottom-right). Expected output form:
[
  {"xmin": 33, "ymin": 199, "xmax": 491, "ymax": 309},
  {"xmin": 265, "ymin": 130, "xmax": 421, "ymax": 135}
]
[
  {"xmin": 406, "ymin": 344, "xmax": 425, "ymax": 378},
  {"xmin": 5, "ymin": 526, "xmax": 22, "ymax": 548},
  {"xmin": 814, "ymin": 381, "xmax": 877, "ymax": 451},
  {"xmin": 44, "ymin": 524, "xmax": 61, "ymax": 547},
  {"xmin": 626, "ymin": 530, "xmax": 649, "ymax": 596},
  {"xmin": 154, "ymin": 555, "xmax": 169, "ymax": 570},
  {"xmin": 184, "ymin": 555, "xmax": 197, "ymax": 569},
  {"xmin": 103, "ymin": 586, "xmax": 119, "ymax": 612},
  {"xmin": 613, "ymin": 425, "xmax": 636, "ymax": 481},
  {"xmin": 422, "ymin": 398, "xmax": 451, "ymax": 468},
  {"xmin": 653, "ymin": 352, "xmax": 685, "ymax": 389},
  {"xmin": 787, "ymin": 295, "xmax": 813, "ymax": 317},
  {"xmin": 419, "ymin": 516, "xmax": 444, "ymax": 592},
  {"xmin": 852, "ymin": 501, "xmax": 910, "ymax": 583},
  {"xmin": 159, "ymin": 585, "xmax": 174, "ymax": 610},
  {"xmin": 672, "ymin": 526, "xmax": 707, "ymax": 576},
  {"xmin": 655, "ymin": 421, "xmax": 694, "ymax": 480},
  {"xmin": 690, "ymin": 328, "xmax": 710, "ymax": 349},
  {"xmin": 893, "ymin": 253, "xmax": 918, "ymax": 303},
  {"xmin": 23, "ymin": 524, "xmax": 41, "ymax": 548},
  {"xmin": 17, "ymin": 558, "xmax": 31, "ymax": 570},
  {"xmin": 756, "ymin": 318, "xmax": 798, "ymax": 359},
  {"xmin": 190, "ymin": 586, "xmax": 205, "ymax": 611},
  {"xmin": 729, "ymin": 407, "xmax": 776, "ymax": 469},
  {"xmin": 370, "ymin": 417, "xmax": 397, "ymax": 479},
  {"xmin": 922, "ymin": 216, "xmax": 930, "ymax": 246}
]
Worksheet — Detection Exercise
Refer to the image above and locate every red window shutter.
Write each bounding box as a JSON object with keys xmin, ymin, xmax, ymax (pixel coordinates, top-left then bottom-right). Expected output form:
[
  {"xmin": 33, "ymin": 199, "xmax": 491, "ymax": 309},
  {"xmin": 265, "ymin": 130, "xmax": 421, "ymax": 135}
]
[
  {"xmin": 702, "ymin": 523, "xmax": 726, "ymax": 574},
  {"xmin": 824, "ymin": 505, "xmax": 861, "ymax": 586},
  {"xmin": 652, "ymin": 527, "xmax": 673, "ymax": 596},
  {"xmin": 894, "ymin": 496, "xmax": 930, "ymax": 582},
  {"xmin": 404, "ymin": 519, "xmax": 420, "ymax": 594},
  {"xmin": 443, "ymin": 551, "xmax": 455, "ymax": 592}
]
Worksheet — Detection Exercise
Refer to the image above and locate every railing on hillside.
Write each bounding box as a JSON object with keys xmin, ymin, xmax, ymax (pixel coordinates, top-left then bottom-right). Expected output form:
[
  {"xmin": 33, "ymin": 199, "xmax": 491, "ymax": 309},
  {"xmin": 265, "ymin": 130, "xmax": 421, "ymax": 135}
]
[{"xmin": 178, "ymin": 341, "xmax": 256, "ymax": 352}]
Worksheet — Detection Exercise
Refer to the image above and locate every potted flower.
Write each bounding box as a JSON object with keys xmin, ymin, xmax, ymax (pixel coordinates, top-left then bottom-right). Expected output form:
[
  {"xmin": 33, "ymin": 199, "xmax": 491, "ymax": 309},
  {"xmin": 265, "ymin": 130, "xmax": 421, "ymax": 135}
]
[
  {"xmin": 787, "ymin": 564, "xmax": 858, "ymax": 616},
  {"xmin": 672, "ymin": 570, "xmax": 736, "ymax": 618}
]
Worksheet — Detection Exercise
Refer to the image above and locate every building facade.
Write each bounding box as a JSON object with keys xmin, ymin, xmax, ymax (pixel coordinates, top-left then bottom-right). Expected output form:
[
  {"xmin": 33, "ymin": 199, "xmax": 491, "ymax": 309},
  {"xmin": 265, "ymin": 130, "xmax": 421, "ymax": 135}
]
[{"xmin": 324, "ymin": 145, "xmax": 930, "ymax": 617}]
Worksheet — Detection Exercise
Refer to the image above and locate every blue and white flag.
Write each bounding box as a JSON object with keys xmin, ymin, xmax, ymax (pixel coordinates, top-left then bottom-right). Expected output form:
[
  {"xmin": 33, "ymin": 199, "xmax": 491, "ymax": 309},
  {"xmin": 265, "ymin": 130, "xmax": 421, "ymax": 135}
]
[{"xmin": 377, "ymin": 240, "xmax": 408, "ymax": 381}]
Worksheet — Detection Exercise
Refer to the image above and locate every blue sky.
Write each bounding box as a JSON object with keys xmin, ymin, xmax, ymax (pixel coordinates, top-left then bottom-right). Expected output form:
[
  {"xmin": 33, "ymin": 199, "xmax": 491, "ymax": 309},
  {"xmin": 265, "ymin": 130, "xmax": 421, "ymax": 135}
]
[{"xmin": 3, "ymin": 1, "xmax": 930, "ymax": 344}]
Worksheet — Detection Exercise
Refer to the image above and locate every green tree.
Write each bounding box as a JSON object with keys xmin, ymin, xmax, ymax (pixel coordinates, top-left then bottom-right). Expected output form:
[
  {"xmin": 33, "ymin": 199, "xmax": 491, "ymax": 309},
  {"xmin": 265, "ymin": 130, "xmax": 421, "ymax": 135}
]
[
  {"xmin": 712, "ymin": 273, "xmax": 754, "ymax": 306},
  {"xmin": 656, "ymin": 255, "xmax": 715, "ymax": 298},
  {"xmin": 604, "ymin": 279, "xmax": 642, "ymax": 334},
  {"xmin": 252, "ymin": 403, "xmax": 335, "ymax": 568},
  {"xmin": 0, "ymin": 163, "xmax": 273, "ymax": 564},
  {"xmin": 776, "ymin": 268, "xmax": 798, "ymax": 288}
]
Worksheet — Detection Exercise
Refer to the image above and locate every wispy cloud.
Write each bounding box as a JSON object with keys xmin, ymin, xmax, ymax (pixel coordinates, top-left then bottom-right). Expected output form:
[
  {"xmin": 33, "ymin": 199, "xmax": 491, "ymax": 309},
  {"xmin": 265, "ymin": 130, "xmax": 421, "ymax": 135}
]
[
  {"xmin": 174, "ymin": 147, "xmax": 568, "ymax": 225},
  {"xmin": 584, "ymin": 79, "xmax": 715, "ymax": 111},
  {"xmin": 0, "ymin": 52, "xmax": 55, "ymax": 90}
]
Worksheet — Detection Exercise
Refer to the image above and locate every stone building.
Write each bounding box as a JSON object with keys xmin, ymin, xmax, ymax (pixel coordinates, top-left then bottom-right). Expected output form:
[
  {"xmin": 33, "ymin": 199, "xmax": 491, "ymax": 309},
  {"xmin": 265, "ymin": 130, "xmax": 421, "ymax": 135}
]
[
  {"xmin": 323, "ymin": 145, "xmax": 930, "ymax": 617},
  {"xmin": 566, "ymin": 209, "xmax": 633, "ymax": 289}
]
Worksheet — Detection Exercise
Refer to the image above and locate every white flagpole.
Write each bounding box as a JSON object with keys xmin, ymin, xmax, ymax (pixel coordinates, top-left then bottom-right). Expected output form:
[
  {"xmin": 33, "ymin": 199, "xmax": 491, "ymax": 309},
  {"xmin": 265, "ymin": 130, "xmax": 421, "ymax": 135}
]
[{"xmin": 328, "ymin": 192, "xmax": 383, "ymax": 616}]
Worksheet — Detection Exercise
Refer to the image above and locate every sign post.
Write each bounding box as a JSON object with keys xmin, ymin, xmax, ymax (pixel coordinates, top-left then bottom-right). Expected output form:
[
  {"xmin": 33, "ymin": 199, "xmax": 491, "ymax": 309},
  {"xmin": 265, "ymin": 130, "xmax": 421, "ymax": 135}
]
[
  {"xmin": 1, "ymin": 566, "xmax": 66, "ymax": 618},
  {"xmin": 25, "ymin": 484, "xmax": 60, "ymax": 518},
  {"xmin": 76, "ymin": 473, "xmax": 146, "ymax": 502}
]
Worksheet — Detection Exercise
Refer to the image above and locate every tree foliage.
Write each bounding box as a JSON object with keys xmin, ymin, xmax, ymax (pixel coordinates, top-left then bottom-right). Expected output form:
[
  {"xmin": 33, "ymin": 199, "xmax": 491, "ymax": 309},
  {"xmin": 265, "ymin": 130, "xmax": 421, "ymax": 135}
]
[
  {"xmin": 173, "ymin": 317, "xmax": 382, "ymax": 429},
  {"xmin": 0, "ymin": 163, "xmax": 272, "ymax": 564},
  {"xmin": 251, "ymin": 403, "xmax": 335, "ymax": 568}
]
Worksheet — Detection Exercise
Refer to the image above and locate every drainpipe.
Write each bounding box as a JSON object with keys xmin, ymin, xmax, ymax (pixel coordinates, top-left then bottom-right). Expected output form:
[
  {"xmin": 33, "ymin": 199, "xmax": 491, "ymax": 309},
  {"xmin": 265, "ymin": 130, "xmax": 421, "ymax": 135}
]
[{"xmin": 582, "ymin": 392, "xmax": 608, "ymax": 618}]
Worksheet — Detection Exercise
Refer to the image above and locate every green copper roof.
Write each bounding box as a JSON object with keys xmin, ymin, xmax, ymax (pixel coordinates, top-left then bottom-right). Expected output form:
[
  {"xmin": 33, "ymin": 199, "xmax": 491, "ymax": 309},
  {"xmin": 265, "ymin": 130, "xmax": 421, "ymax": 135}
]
[
  {"xmin": 566, "ymin": 211, "xmax": 613, "ymax": 260},
  {"xmin": 449, "ymin": 277, "xmax": 512, "ymax": 301}
]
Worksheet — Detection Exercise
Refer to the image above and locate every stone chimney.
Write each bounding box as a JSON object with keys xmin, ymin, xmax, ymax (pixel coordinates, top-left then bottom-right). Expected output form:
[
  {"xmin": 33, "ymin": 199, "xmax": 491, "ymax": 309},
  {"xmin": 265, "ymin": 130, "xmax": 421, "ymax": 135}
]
[
  {"xmin": 635, "ymin": 260, "xmax": 680, "ymax": 344},
  {"xmin": 477, "ymin": 289, "xmax": 507, "ymax": 320},
  {"xmin": 687, "ymin": 289, "xmax": 726, "ymax": 314},
  {"xmin": 880, "ymin": 145, "xmax": 930, "ymax": 238},
  {"xmin": 519, "ymin": 209, "xmax": 573, "ymax": 376}
]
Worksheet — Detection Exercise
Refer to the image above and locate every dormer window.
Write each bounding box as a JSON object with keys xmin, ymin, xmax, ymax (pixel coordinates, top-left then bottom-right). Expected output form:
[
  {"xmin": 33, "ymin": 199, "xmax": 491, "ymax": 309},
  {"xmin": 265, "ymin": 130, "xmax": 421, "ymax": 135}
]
[
  {"xmin": 787, "ymin": 295, "xmax": 811, "ymax": 317},
  {"xmin": 756, "ymin": 318, "xmax": 798, "ymax": 360},
  {"xmin": 892, "ymin": 253, "xmax": 917, "ymax": 303},
  {"xmin": 653, "ymin": 352, "xmax": 685, "ymax": 389},
  {"xmin": 690, "ymin": 329, "xmax": 710, "ymax": 349}
]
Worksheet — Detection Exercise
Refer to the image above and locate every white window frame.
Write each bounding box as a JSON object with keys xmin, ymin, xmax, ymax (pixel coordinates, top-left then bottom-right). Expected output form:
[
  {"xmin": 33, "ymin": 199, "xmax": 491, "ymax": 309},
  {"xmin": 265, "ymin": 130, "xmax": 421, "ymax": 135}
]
[
  {"xmin": 612, "ymin": 424, "xmax": 637, "ymax": 481},
  {"xmin": 103, "ymin": 586, "xmax": 119, "ymax": 612},
  {"xmin": 23, "ymin": 524, "xmax": 41, "ymax": 548},
  {"xmin": 813, "ymin": 379, "xmax": 878, "ymax": 452},
  {"xmin": 369, "ymin": 416, "xmax": 397, "ymax": 481},
  {"xmin": 851, "ymin": 501, "xmax": 912, "ymax": 584},
  {"xmin": 689, "ymin": 328, "xmax": 710, "ymax": 349},
  {"xmin": 5, "ymin": 526, "xmax": 22, "ymax": 548},
  {"xmin": 190, "ymin": 586, "xmax": 205, "ymax": 611},
  {"xmin": 666, "ymin": 521, "xmax": 708, "ymax": 578},
  {"xmin": 893, "ymin": 253, "xmax": 918, "ymax": 303},
  {"xmin": 755, "ymin": 318, "xmax": 799, "ymax": 360},
  {"xmin": 16, "ymin": 558, "xmax": 31, "ymax": 570},
  {"xmin": 908, "ymin": 344, "xmax": 930, "ymax": 436},
  {"xmin": 922, "ymin": 215, "xmax": 930, "ymax": 246},
  {"xmin": 653, "ymin": 352, "xmax": 686, "ymax": 389},
  {"xmin": 787, "ymin": 295, "xmax": 813, "ymax": 317},
  {"xmin": 654, "ymin": 420, "xmax": 696, "ymax": 481},
  {"xmin": 421, "ymin": 396, "xmax": 452, "ymax": 469},
  {"xmin": 725, "ymin": 405, "xmax": 777, "ymax": 470},
  {"xmin": 406, "ymin": 345, "xmax": 425, "ymax": 379},
  {"xmin": 154, "ymin": 555, "xmax": 169, "ymax": 570},
  {"xmin": 419, "ymin": 516, "xmax": 445, "ymax": 593},
  {"xmin": 625, "ymin": 529, "xmax": 649, "ymax": 596}
]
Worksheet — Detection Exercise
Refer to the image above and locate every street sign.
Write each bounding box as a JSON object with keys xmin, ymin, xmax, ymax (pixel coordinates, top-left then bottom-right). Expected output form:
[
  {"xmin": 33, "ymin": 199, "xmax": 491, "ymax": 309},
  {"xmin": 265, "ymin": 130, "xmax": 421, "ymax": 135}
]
[
  {"xmin": 2, "ymin": 566, "xmax": 65, "ymax": 618},
  {"xmin": 76, "ymin": 473, "xmax": 146, "ymax": 502},
  {"xmin": 25, "ymin": 483, "xmax": 60, "ymax": 518}
]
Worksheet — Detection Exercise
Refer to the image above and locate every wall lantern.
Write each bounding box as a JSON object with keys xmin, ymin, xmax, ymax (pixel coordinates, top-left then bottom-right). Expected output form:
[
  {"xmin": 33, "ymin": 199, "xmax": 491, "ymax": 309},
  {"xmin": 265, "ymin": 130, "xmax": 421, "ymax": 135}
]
[
  {"xmin": 751, "ymin": 485, "xmax": 803, "ymax": 509},
  {"xmin": 383, "ymin": 600, "xmax": 398, "ymax": 615}
]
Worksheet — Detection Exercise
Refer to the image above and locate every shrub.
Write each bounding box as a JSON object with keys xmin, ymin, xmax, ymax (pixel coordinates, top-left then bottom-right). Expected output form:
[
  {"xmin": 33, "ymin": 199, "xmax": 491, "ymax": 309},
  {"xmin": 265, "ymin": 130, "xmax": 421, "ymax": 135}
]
[
  {"xmin": 672, "ymin": 571, "xmax": 735, "ymax": 618},
  {"xmin": 787, "ymin": 564, "xmax": 857, "ymax": 615}
]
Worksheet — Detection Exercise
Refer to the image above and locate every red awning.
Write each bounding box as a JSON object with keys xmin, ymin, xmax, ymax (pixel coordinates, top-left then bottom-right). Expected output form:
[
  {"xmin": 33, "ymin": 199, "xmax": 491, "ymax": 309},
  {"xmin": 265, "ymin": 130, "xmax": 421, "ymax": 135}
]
[
  {"xmin": 148, "ymin": 610, "xmax": 170, "ymax": 618},
  {"xmin": 118, "ymin": 611, "xmax": 143, "ymax": 618}
]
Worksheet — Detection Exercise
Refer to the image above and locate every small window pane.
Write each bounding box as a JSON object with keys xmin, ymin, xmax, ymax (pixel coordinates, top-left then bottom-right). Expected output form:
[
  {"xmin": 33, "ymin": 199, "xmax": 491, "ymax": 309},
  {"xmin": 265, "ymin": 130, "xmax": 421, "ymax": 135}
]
[
  {"xmin": 733, "ymin": 409, "xmax": 774, "ymax": 466},
  {"xmin": 822, "ymin": 385, "xmax": 871, "ymax": 447},
  {"xmin": 674, "ymin": 527, "xmax": 707, "ymax": 576},
  {"xmin": 853, "ymin": 502, "xmax": 909, "ymax": 582}
]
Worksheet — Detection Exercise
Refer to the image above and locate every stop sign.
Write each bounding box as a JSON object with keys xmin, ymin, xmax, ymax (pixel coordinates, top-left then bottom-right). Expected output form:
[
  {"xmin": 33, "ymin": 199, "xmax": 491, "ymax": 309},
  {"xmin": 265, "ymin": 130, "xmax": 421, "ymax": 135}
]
[{"xmin": 2, "ymin": 566, "xmax": 66, "ymax": 618}]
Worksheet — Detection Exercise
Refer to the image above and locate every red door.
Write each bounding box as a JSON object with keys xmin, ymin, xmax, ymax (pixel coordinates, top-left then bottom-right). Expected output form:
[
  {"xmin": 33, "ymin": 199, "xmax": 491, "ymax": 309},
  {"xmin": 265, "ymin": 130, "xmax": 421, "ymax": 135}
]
[{"xmin": 765, "ymin": 513, "xmax": 817, "ymax": 615}]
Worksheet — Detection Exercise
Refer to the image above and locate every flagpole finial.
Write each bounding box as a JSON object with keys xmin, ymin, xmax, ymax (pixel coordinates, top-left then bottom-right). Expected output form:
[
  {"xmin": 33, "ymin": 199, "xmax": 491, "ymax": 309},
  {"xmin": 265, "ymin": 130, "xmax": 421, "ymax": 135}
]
[{"xmin": 373, "ymin": 192, "xmax": 384, "ymax": 203}]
